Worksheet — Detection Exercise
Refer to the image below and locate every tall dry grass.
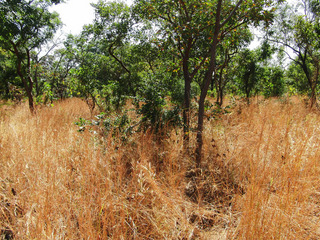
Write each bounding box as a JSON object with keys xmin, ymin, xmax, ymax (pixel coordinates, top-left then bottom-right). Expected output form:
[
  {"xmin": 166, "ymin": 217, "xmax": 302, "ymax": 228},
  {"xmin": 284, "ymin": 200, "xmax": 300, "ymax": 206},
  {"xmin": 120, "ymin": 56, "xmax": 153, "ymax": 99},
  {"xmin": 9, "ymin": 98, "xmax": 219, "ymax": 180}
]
[
  {"xmin": 0, "ymin": 97, "xmax": 320, "ymax": 239},
  {"xmin": 213, "ymin": 97, "xmax": 320, "ymax": 239}
]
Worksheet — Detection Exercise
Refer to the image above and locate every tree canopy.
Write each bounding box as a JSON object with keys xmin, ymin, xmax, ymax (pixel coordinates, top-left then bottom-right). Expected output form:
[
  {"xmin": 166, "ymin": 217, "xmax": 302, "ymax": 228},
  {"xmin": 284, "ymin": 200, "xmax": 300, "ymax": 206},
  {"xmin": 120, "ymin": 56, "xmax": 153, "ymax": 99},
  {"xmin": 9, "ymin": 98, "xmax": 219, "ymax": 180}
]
[{"xmin": 0, "ymin": 0, "xmax": 62, "ymax": 112}]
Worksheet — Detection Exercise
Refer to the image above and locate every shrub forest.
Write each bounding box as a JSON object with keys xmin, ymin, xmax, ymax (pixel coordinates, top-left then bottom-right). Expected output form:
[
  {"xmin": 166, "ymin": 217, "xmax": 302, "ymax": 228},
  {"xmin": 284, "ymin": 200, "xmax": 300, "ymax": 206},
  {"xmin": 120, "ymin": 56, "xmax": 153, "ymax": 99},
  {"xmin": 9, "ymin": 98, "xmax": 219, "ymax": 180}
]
[{"xmin": 1, "ymin": 0, "xmax": 320, "ymax": 239}]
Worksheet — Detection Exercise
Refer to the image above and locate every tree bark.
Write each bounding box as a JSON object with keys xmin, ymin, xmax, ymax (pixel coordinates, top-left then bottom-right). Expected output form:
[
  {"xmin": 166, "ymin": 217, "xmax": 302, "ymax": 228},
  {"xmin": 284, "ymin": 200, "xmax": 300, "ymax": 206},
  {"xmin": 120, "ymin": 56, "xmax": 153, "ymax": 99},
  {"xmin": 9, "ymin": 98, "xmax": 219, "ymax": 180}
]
[
  {"xmin": 215, "ymin": 67, "xmax": 224, "ymax": 106},
  {"xmin": 310, "ymin": 61, "xmax": 319, "ymax": 108},
  {"xmin": 182, "ymin": 39, "xmax": 193, "ymax": 151},
  {"xmin": 108, "ymin": 42, "xmax": 136, "ymax": 96},
  {"xmin": 13, "ymin": 44, "xmax": 35, "ymax": 114},
  {"xmin": 195, "ymin": 0, "xmax": 222, "ymax": 167},
  {"xmin": 183, "ymin": 77, "xmax": 191, "ymax": 147},
  {"xmin": 297, "ymin": 51, "xmax": 315, "ymax": 107},
  {"xmin": 195, "ymin": 0, "xmax": 243, "ymax": 166}
]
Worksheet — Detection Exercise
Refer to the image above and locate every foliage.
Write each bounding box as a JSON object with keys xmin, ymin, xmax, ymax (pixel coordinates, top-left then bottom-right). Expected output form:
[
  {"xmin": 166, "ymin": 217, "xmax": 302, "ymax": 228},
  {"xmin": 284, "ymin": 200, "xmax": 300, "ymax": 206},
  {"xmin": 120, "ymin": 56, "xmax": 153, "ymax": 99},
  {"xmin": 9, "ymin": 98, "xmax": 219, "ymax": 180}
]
[
  {"xmin": 286, "ymin": 61, "xmax": 310, "ymax": 94},
  {"xmin": 134, "ymin": 0, "xmax": 282, "ymax": 165},
  {"xmin": 0, "ymin": 48, "xmax": 19, "ymax": 99},
  {"xmin": 261, "ymin": 66, "xmax": 285, "ymax": 98},
  {"xmin": 213, "ymin": 27, "xmax": 253, "ymax": 106},
  {"xmin": 0, "ymin": 0, "xmax": 62, "ymax": 112},
  {"xmin": 75, "ymin": 110, "xmax": 132, "ymax": 141},
  {"xmin": 267, "ymin": 0, "xmax": 320, "ymax": 106},
  {"xmin": 234, "ymin": 48, "xmax": 261, "ymax": 99},
  {"xmin": 232, "ymin": 42, "xmax": 285, "ymax": 101},
  {"xmin": 137, "ymin": 79, "xmax": 182, "ymax": 134}
]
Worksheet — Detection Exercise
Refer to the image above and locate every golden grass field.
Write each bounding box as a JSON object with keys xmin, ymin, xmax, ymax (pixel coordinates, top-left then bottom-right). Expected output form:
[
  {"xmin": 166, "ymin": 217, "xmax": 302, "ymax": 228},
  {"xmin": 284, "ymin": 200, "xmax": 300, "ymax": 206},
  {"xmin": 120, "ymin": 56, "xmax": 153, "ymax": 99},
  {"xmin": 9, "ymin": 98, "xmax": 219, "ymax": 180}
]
[{"xmin": 1, "ymin": 97, "xmax": 320, "ymax": 239}]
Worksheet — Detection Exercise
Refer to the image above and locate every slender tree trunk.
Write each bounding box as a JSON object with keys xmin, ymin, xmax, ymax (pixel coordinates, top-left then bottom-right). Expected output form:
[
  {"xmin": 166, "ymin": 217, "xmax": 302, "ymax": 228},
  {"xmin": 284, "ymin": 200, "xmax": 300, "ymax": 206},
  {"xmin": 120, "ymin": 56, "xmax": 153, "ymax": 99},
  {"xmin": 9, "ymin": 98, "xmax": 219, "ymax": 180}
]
[
  {"xmin": 196, "ymin": 71, "xmax": 218, "ymax": 167},
  {"xmin": 26, "ymin": 83, "xmax": 35, "ymax": 113},
  {"xmin": 183, "ymin": 78, "xmax": 191, "ymax": 148},
  {"xmin": 219, "ymin": 87, "xmax": 223, "ymax": 106},
  {"xmin": 26, "ymin": 49, "xmax": 35, "ymax": 113},
  {"xmin": 12, "ymin": 44, "xmax": 35, "ymax": 114},
  {"xmin": 310, "ymin": 62, "xmax": 319, "ymax": 108},
  {"xmin": 182, "ymin": 41, "xmax": 193, "ymax": 151},
  {"xmin": 246, "ymin": 90, "xmax": 250, "ymax": 105},
  {"xmin": 195, "ymin": 0, "xmax": 222, "ymax": 167},
  {"xmin": 17, "ymin": 60, "xmax": 34, "ymax": 113},
  {"xmin": 18, "ymin": 72, "xmax": 35, "ymax": 113},
  {"xmin": 215, "ymin": 73, "xmax": 220, "ymax": 104},
  {"xmin": 34, "ymin": 65, "xmax": 40, "ymax": 97},
  {"xmin": 194, "ymin": 0, "xmax": 245, "ymax": 166},
  {"xmin": 216, "ymin": 68, "xmax": 224, "ymax": 106},
  {"xmin": 211, "ymin": 75, "xmax": 215, "ymax": 91},
  {"xmin": 196, "ymin": 86, "xmax": 208, "ymax": 167},
  {"xmin": 298, "ymin": 52, "xmax": 315, "ymax": 108}
]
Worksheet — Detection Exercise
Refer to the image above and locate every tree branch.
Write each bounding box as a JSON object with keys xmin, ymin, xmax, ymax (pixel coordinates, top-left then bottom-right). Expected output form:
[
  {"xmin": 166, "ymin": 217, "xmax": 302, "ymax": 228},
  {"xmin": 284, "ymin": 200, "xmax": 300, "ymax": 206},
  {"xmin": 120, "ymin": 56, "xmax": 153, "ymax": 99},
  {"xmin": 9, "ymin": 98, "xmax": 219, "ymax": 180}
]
[
  {"xmin": 220, "ymin": 0, "xmax": 244, "ymax": 29},
  {"xmin": 108, "ymin": 41, "xmax": 131, "ymax": 76}
]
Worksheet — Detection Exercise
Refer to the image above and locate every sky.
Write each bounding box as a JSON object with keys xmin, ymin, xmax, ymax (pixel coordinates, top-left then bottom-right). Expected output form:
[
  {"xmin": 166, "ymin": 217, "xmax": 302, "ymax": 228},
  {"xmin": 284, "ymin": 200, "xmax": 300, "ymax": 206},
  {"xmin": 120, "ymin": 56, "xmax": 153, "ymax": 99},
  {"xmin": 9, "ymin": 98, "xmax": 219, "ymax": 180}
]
[
  {"xmin": 50, "ymin": 0, "xmax": 296, "ymax": 63},
  {"xmin": 50, "ymin": 0, "xmax": 99, "ymax": 35},
  {"xmin": 50, "ymin": 0, "xmax": 133, "ymax": 35},
  {"xmin": 51, "ymin": 0, "xmax": 297, "ymax": 37}
]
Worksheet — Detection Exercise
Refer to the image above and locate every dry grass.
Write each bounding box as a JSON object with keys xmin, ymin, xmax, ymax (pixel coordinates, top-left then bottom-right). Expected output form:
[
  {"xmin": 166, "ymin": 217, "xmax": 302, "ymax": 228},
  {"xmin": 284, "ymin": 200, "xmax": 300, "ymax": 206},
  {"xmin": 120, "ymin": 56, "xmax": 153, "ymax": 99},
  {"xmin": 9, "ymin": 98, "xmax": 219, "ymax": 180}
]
[
  {"xmin": 213, "ymin": 97, "xmax": 320, "ymax": 239},
  {"xmin": 0, "ymin": 97, "xmax": 320, "ymax": 239}
]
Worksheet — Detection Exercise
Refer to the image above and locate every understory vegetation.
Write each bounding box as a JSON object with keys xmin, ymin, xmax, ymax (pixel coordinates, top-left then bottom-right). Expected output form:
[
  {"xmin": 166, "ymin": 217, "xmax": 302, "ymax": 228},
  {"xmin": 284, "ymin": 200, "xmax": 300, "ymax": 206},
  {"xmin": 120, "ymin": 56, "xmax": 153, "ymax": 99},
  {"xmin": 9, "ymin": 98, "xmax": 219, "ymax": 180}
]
[{"xmin": 1, "ymin": 97, "xmax": 320, "ymax": 239}]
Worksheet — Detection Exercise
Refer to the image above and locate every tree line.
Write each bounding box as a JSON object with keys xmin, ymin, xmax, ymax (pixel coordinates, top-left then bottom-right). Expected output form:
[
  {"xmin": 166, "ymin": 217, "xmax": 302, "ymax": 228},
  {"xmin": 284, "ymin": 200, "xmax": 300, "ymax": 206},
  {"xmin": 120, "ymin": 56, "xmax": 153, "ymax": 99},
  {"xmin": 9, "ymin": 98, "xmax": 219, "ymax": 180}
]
[{"xmin": 0, "ymin": 0, "xmax": 319, "ymax": 165}]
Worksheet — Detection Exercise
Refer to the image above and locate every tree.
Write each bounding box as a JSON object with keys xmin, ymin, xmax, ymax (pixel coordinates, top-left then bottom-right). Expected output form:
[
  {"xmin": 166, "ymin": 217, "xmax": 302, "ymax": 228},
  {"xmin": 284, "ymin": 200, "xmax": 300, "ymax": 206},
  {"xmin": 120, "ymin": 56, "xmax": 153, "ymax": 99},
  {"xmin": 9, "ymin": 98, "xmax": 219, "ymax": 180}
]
[
  {"xmin": 232, "ymin": 41, "xmax": 283, "ymax": 101},
  {"xmin": 92, "ymin": 1, "xmax": 138, "ymax": 97},
  {"xmin": 235, "ymin": 48, "xmax": 261, "ymax": 102},
  {"xmin": 261, "ymin": 66, "xmax": 285, "ymax": 98},
  {"xmin": 135, "ymin": 0, "xmax": 218, "ymax": 147},
  {"xmin": 286, "ymin": 60, "xmax": 310, "ymax": 95},
  {"xmin": 0, "ymin": 47, "xmax": 19, "ymax": 98},
  {"xmin": 0, "ymin": 0, "xmax": 62, "ymax": 113},
  {"xmin": 77, "ymin": 1, "xmax": 176, "ymax": 113},
  {"xmin": 135, "ymin": 0, "xmax": 280, "ymax": 166},
  {"xmin": 267, "ymin": 0, "xmax": 320, "ymax": 107},
  {"xmin": 35, "ymin": 42, "xmax": 77, "ymax": 103},
  {"xmin": 212, "ymin": 26, "xmax": 252, "ymax": 106}
]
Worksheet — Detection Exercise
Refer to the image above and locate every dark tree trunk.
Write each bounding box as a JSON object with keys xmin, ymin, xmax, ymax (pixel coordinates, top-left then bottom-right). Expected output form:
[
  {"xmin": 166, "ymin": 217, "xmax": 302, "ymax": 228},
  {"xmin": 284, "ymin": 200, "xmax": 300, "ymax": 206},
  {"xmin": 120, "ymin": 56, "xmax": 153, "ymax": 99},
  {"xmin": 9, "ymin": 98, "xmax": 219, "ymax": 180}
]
[
  {"xmin": 13, "ymin": 46, "xmax": 35, "ymax": 114},
  {"xmin": 211, "ymin": 74, "xmax": 215, "ymax": 91},
  {"xmin": 246, "ymin": 89, "xmax": 250, "ymax": 105},
  {"xmin": 183, "ymin": 77, "xmax": 191, "ymax": 147},
  {"xmin": 34, "ymin": 66, "xmax": 40, "ymax": 97},
  {"xmin": 195, "ymin": 0, "xmax": 243, "ymax": 166},
  {"xmin": 18, "ymin": 72, "xmax": 35, "ymax": 113},
  {"xmin": 215, "ymin": 67, "xmax": 224, "ymax": 106},
  {"xmin": 297, "ymin": 50, "xmax": 316, "ymax": 108},
  {"xmin": 219, "ymin": 87, "xmax": 223, "ymax": 106},
  {"xmin": 182, "ymin": 39, "xmax": 193, "ymax": 151},
  {"xmin": 26, "ymin": 85, "xmax": 35, "ymax": 113},
  {"xmin": 195, "ymin": 0, "xmax": 222, "ymax": 167},
  {"xmin": 310, "ymin": 62, "xmax": 319, "ymax": 108},
  {"xmin": 108, "ymin": 42, "xmax": 136, "ymax": 96},
  {"xmin": 310, "ymin": 86, "xmax": 316, "ymax": 108}
]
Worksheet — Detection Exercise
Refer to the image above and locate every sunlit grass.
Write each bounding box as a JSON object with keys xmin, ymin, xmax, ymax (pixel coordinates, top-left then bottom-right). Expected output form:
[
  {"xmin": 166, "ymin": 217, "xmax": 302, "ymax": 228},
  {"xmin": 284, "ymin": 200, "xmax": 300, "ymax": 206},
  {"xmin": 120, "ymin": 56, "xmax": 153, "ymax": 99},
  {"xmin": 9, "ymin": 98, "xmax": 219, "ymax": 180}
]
[{"xmin": 0, "ymin": 97, "xmax": 320, "ymax": 239}]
